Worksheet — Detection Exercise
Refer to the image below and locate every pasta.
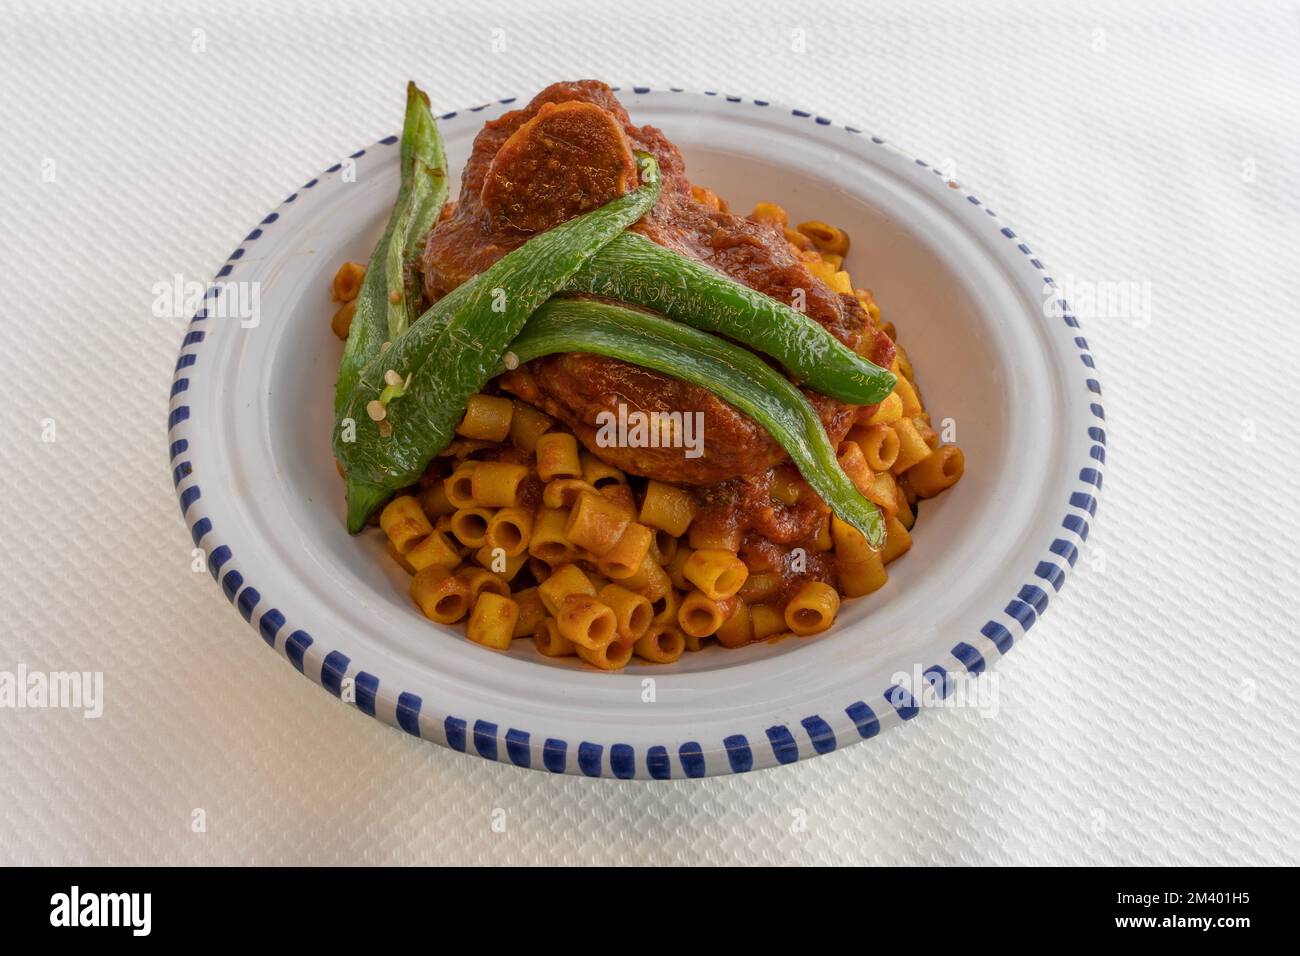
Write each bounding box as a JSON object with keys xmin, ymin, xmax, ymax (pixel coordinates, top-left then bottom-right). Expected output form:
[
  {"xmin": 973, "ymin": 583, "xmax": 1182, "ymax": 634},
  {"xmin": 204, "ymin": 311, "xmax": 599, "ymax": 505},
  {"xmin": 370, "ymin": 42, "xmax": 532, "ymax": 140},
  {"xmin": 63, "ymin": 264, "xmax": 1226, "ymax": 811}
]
[
  {"xmin": 596, "ymin": 522, "xmax": 653, "ymax": 579},
  {"xmin": 598, "ymin": 584, "xmax": 653, "ymax": 641},
  {"xmin": 895, "ymin": 488, "xmax": 917, "ymax": 531},
  {"xmin": 784, "ymin": 581, "xmax": 840, "ymax": 636},
  {"xmin": 405, "ymin": 529, "xmax": 461, "ymax": 573},
  {"xmin": 599, "ymin": 482, "xmax": 637, "ymax": 518},
  {"xmin": 880, "ymin": 517, "xmax": 913, "ymax": 565},
  {"xmin": 682, "ymin": 549, "xmax": 748, "ymax": 601},
  {"xmin": 630, "ymin": 554, "xmax": 672, "ymax": 601},
  {"xmin": 907, "ymin": 446, "xmax": 965, "ymax": 497},
  {"xmin": 486, "ymin": 507, "xmax": 533, "ymax": 557},
  {"xmin": 750, "ymin": 603, "xmax": 786, "ymax": 641},
  {"xmin": 738, "ymin": 571, "xmax": 780, "ymax": 604},
  {"xmin": 565, "ymin": 490, "xmax": 630, "ymax": 556},
  {"xmin": 831, "ymin": 514, "xmax": 875, "ymax": 566},
  {"xmin": 633, "ymin": 624, "xmax": 686, "ymax": 663},
  {"xmin": 581, "ymin": 452, "xmax": 626, "ymax": 489},
  {"xmin": 864, "ymin": 471, "xmax": 900, "ymax": 519},
  {"xmin": 890, "ymin": 418, "xmax": 933, "ymax": 474},
  {"xmin": 342, "ymin": 200, "xmax": 965, "ymax": 668},
  {"xmin": 812, "ymin": 513, "xmax": 833, "ymax": 551},
  {"xmin": 331, "ymin": 261, "xmax": 366, "ymax": 302},
  {"xmin": 456, "ymin": 394, "xmax": 513, "ymax": 442},
  {"xmin": 410, "ymin": 567, "xmax": 472, "ymax": 624},
  {"xmin": 418, "ymin": 480, "xmax": 456, "ymax": 519},
  {"xmin": 529, "ymin": 507, "xmax": 578, "ymax": 565},
  {"xmin": 470, "ymin": 462, "xmax": 529, "ymax": 508},
  {"xmin": 330, "ymin": 301, "xmax": 356, "ymax": 341},
  {"xmin": 678, "ymin": 590, "xmax": 730, "ymax": 638},
  {"xmin": 467, "ymin": 592, "xmax": 519, "ymax": 650},
  {"xmin": 556, "ymin": 594, "xmax": 617, "ymax": 649},
  {"xmin": 650, "ymin": 586, "xmax": 680, "ymax": 626},
  {"xmin": 444, "ymin": 462, "xmax": 479, "ymax": 509},
  {"xmin": 638, "ymin": 480, "xmax": 695, "ymax": 536},
  {"xmin": 893, "ymin": 374, "xmax": 923, "ymax": 417},
  {"xmin": 473, "ymin": 544, "xmax": 527, "ymax": 582},
  {"xmin": 528, "ymin": 556, "xmax": 554, "ymax": 583},
  {"xmin": 688, "ymin": 522, "xmax": 742, "ymax": 552},
  {"xmin": 836, "ymin": 441, "xmax": 874, "ymax": 495},
  {"xmin": 575, "ymin": 636, "xmax": 634, "ymax": 670},
  {"xmin": 509, "ymin": 401, "xmax": 553, "ymax": 452},
  {"xmin": 666, "ymin": 546, "xmax": 694, "ymax": 591},
  {"xmin": 651, "ymin": 529, "xmax": 678, "ymax": 566},
  {"xmin": 380, "ymin": 496, "xmax": 434, "ymax": 553},
  {"xmin": 449, "ymin": 507, "xmax": 492, "ymax": 548},
  {"xmin": 542, "ymin": 478, "xmax": 596, "ymax": 509},
  {"xmin": 682, "ymin": 633, "xmax": 711, "ymax": 653},
  {"xmin": 463, "ymin": 567, "xmax": 510, "ymax": 603},
  {"xmin": 714, "ymin": 599, "xmax": 753, "ymax": 648},
  {"xmin": 750, "ymin": 202, "xmax": 787, "ymax": 226},
  {"xmin": 865, "ymin": 392, "xmax": 903, "ymax": 425},
  {"xmin": 848, "ymin": 423, "xmax": 900, "ymax": 471},
  {"xmin": 836, "ymin": 553, "xmax": 888, "ymax": 598},
  {"xmin": 538, "ymin": 563, "xmax": 596, "ymax": 616},
  {"xmin": 386, "ymin": 540, "xmax": 416, "ymax": 575},
  {"xmin": 511, "ymin": 586, "xmax": 547, "ymax": 638},
  {"xmin": 533, "ymin": 618, "xmax": 576, "ymax": 657},
  {"xmin": 770, "ymin": 469, "xmax": 802, "ymax": 505},
  {"xmin": 535, "ymin": 433, "xmax": 582, "ymax": 481},
  {"xmin": 796, "ymin": 220, "xmax": 849, "ymax": 256}
]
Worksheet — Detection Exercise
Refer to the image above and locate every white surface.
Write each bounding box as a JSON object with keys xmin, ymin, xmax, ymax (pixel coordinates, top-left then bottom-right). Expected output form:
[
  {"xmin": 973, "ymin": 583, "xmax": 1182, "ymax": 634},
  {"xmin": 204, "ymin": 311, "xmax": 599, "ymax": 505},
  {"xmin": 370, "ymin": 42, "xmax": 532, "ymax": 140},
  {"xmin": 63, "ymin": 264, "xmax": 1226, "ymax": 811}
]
[{"xmin": 0, "ymin": 0, "xmax": 1296, "ymax": 862}]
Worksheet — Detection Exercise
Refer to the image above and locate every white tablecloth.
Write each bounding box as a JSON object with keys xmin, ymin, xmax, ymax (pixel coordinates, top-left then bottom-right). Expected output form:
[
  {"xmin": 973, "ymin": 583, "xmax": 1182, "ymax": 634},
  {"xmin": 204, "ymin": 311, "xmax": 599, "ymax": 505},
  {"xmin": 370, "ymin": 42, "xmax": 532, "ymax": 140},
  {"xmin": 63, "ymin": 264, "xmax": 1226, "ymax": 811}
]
[{"xmin": 2, "ymin": 0, "xmax": 1297, "ymax": 865}]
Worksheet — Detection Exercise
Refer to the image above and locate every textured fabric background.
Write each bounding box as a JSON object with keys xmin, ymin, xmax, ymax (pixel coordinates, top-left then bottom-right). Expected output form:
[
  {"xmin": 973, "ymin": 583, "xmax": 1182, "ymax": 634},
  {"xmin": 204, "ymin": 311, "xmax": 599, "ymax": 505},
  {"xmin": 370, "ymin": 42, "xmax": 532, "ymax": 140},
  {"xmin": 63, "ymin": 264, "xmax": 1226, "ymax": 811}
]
[{"xmin": 0, "ymin": 0, "xmax": 1297, "ymax": 865}]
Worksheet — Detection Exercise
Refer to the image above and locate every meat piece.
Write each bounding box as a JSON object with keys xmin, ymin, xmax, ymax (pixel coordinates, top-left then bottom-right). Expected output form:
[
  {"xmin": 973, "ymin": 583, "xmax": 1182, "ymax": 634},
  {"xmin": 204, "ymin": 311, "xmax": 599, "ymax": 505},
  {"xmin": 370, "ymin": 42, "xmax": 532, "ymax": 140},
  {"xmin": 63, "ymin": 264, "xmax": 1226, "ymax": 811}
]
[
  {"xmin": 422, "ymin": 82, "xmax": 643, "ymax": 301},
  {"xmin": 528, "ymin": 352, "xmax": 783, "ymax": 485},
  {"xmin": 521, "ymin": 350, "xmax": 861, "ymax": 485},
  {"xmin": 421, "ymin": 79, "xmax": 891, "ymax": 485},
  {"xmin": 481, "ymin": 101, "xmax": 638, "ymax": 234}
]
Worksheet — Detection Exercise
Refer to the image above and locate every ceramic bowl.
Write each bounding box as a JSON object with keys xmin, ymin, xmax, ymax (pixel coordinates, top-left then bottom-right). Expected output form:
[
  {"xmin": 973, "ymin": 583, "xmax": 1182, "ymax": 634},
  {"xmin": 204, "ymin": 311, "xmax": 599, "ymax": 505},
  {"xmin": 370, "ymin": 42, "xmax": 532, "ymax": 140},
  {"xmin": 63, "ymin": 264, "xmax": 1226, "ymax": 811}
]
[{"xmin": 168, "ymin": 86, "xmax": 1103, "ymax": 778}]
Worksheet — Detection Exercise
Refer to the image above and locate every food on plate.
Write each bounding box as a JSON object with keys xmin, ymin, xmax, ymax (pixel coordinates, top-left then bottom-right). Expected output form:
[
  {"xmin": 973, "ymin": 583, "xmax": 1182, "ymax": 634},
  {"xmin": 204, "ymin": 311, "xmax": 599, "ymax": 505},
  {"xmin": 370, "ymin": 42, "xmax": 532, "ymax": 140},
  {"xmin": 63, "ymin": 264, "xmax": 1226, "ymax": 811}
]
[{"xmin": 329, "ymin": 80, "xmax": 965, "ymax": 667}]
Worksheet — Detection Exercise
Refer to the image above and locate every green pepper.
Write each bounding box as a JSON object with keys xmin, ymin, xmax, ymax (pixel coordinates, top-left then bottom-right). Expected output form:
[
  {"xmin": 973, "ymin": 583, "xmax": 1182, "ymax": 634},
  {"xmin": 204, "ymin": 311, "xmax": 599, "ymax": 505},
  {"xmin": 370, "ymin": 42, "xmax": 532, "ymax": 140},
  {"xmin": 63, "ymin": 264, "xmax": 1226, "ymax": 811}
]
[
  {"xmin": 385, "ymin": 96, "xmax": 447, "ymax": 340},
  {"xmin": 336, "ymin": 152, "xmax": 662, "ymax": 532},
  {"xmin": 334, "ymin": 82, "xmax": 446, "ymax": 414},
  {"xmin": 564, "ymin": 231, "xmax": 896, "ymax": 405},
  {"xmin": 507, "ymin": 297, "xmax": 886, "ymax": 547}
]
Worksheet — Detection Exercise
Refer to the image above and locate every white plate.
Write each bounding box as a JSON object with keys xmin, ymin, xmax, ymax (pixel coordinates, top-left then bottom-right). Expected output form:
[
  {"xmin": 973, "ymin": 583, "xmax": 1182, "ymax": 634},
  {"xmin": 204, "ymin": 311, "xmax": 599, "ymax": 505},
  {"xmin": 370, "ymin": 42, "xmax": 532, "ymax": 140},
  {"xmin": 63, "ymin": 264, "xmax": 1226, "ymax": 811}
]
[{"xmin": 168, "ymin": 86, "xmax": 1104, "ymax": 779}]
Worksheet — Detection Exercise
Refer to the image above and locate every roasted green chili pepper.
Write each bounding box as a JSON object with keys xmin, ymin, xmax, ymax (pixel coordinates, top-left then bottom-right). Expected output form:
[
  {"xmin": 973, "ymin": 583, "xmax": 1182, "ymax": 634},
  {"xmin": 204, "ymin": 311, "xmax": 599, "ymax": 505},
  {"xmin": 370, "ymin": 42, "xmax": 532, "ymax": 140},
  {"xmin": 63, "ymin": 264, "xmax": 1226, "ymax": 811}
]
[
  {"xmin": 336, "ymin": 153, "xmax": 662, "ymax": 532},
  {"xmin": 507, "ymin": 297, "xmax": 886, "ymax": 547},
  {"xmin": 334, "ymin": 82, "xmax": 446, "ymax": 414},
  {"xmin": 386, "ymin": 97, "xmax": 447, "ymax": 340},
  {"xmin": 564, "ymin": 231, "xmax": 896, "ymax": 405}
]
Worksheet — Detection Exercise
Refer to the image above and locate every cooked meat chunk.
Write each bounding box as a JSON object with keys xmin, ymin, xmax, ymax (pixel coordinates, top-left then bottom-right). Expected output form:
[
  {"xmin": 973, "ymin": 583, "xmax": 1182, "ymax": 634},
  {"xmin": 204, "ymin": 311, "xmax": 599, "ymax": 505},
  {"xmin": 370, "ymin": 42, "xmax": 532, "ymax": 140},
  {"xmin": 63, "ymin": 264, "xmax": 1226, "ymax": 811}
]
[
  {"xmin": 420, "ymin": 79, "xmax": 894, "ymax": 485},
  {"xmin": 481, "ymin": 101, "xmax": 638, "ymax": 234},
  {"xmin": 532, "ymin": 352, "xmax": 785, "ymax": 485}
]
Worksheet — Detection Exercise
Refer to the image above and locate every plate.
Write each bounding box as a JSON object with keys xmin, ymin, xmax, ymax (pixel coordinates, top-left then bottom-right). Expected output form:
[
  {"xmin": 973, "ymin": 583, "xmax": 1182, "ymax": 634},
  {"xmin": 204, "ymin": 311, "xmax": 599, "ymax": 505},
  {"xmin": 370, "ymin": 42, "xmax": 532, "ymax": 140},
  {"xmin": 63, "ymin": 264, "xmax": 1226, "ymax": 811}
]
[{"xmin": 168, "ymin": 86, "xmax": 1103, "ymax": 778}]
